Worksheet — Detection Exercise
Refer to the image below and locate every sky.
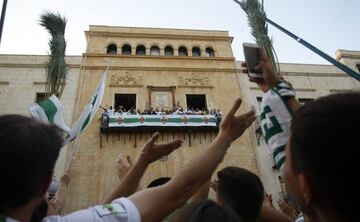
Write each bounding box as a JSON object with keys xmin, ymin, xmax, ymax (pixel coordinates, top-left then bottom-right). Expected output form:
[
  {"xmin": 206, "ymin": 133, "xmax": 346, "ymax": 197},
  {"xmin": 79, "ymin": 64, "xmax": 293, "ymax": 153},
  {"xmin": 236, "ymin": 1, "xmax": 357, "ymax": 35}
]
[{"xmin": 0, "ymin": 0, "xmax": 359, "ymax": 64}]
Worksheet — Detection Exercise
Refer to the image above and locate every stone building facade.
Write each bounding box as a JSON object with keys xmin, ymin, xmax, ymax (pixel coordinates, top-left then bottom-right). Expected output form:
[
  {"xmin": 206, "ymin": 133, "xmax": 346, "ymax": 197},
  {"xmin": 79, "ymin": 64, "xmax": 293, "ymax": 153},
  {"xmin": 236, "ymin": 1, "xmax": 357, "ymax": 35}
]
[
  {"xmin": 0, "ymin": 25, "xmax": 359, "ymax": 213},
  {"xmin": 64, "ymin": 26, "xmax": 258, "ymax": 212}
]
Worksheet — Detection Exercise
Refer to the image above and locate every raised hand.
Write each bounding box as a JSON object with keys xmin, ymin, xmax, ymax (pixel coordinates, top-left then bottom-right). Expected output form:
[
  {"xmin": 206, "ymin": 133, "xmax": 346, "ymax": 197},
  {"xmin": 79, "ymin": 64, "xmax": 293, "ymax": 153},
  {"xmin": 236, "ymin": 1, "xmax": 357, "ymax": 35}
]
[
  {"xmin": 277, "ymin": 199, "xmax": 300, "ymax": 221},
  {"xmin": 218, "ymin": 98, "xmax": 256, "ymax": 144},
  {"xmin": 210, "ymin": 180, "xmax": 218, "ymax": 193},
  {"xmin": 263, "ymin": 192, "xmax": 274, "ymax": 208},
  {"xmin": 48, "ymin": 170, "xmax": 71, "ymax": 215},
  {"xmin": 116, "ymin": 154, "xmax": 133, "ymax": 179},
  {"xmin": 241, "ymin": 49, "xmax": 279, "ymax": 91},
  {"xmin": 139, "ymin": 132, "xmax": 183, "ymax": 165}
]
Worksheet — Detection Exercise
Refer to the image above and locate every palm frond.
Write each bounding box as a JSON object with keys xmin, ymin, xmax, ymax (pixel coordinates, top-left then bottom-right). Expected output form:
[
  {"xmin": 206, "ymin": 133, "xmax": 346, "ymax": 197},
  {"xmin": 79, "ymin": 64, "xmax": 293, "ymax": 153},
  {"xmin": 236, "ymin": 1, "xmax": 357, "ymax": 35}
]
[
  {"xmin": 240, "ymin": 0, "xmax": 281, "ymax": 77},
  {"xmin": 40, "ymin": 11, "xmax": 67, "ymax": 99}
]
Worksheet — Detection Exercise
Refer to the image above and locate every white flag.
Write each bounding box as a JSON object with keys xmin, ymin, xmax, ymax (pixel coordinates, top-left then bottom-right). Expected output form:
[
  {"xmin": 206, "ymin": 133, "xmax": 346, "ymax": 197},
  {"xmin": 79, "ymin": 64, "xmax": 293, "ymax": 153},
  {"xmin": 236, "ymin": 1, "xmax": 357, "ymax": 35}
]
[
  {"xmin": 29, "ymin": 95, "xmax": 70, "ymax": 132},
  {"xmin": 29, "ymin": 62, "xmax": 111, "ymax": 147},
  {"xmin": 64, "ymin": 72, "xmax": 107, "ymax": 145}
]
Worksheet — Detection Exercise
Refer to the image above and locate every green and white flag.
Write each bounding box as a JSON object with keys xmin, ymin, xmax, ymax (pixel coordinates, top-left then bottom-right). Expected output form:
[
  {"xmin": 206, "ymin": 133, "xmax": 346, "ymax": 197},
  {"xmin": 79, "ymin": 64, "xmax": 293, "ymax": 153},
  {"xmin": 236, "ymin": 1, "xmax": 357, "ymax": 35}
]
[
  {"xmin": 29, "ymin": 95, "xmax": 70, "ymax": 132},
  {"xmin": 30, "ymin": 62, "xmax": 111, "ymax": 147},
  {"xmin": 64, "ymin": 71, "xmax": 107, "ymax": 145}
]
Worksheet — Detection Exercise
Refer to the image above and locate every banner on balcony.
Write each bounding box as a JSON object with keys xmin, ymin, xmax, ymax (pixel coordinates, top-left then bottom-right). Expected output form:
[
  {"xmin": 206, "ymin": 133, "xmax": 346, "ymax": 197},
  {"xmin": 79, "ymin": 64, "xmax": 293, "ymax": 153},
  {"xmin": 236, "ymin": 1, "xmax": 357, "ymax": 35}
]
[{"xmin": 108, "ymin": 114, "xmax": 217, "ymax": 127}]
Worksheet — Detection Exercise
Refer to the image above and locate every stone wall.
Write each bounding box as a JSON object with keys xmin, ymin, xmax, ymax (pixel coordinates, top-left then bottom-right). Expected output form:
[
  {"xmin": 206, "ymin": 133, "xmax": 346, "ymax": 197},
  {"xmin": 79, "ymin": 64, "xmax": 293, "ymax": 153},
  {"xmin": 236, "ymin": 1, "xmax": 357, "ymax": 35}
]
[{"xmin": 0, "ymin": 54, "xmax": 81, "ymax": 180}]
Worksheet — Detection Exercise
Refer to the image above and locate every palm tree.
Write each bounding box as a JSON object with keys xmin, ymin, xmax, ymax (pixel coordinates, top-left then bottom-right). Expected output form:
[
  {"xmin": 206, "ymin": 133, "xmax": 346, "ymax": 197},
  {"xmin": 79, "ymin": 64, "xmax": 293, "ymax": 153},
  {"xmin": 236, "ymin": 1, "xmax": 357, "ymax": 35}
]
[
  {"xmin": 240, "ymin": 0, "xmax": 281, "ymax": 76},
  {"xmin": 40, "ymin": 11, "xmax": 67, "ymax": 99}
]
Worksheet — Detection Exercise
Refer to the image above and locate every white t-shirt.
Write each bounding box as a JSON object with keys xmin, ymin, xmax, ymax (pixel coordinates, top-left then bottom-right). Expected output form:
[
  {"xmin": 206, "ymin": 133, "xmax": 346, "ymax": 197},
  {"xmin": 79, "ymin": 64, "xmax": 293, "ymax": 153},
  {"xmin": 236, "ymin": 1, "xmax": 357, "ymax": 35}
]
[
  {"xmin": 260, "ymin": 81, "xmax": 295, "ymax": 170},
  {"xmin": 43, "ymin": 198, "xmax": 140, "ymax": 222},
  {"xmin": 108, "ymin": 109, "xmax": 115, "ymax": 115}
]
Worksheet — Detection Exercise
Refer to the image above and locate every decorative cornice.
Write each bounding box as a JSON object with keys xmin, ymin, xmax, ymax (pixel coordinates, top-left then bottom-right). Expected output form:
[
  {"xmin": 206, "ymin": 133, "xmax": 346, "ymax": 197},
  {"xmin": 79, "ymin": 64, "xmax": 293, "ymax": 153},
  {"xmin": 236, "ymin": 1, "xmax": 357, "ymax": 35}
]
[
  {"xmin": 281, "ymin": 72, "xmax": 347, "ymax": 77},
  {"xmin": 83, "ymin": 53, "xmax": 235, "ymax": 62},
  {"xmin": 329, "ymin": 89, "xmax": 354, "ymax": 93},
  {"xmin": 0, "ymin": 64, "xmax": 45, "ymax": 68},
  {"xmin": 336, "ymin": 52, "xmax": 360, "ymax": 60},
  {"xmin": 0, "ymin": 64, "xmax": 80, "ymax": 68},
  {"xmin": 147, "ymin": 86, "xmax": 176, "ymax": 91},
  {"xmin": 250, "ymin": 87, "xmax": 316, "ymax": 92},
  {"xmin": 237, "ymin": 69, "xmax": 346, "ymax": 77},
  {"xmin": 178, "ymin": 85, "xmax": 213, "ymax": 89},
  {"xmin": 85, "ymin": 31, "xmax": 233, "ymax": 42},
  {"xmin": 81, "ymin": 65, "xmax": 237, "ymax": 73},
  {"xmin": 109, "ymin": 84, "xmax": 143, "ymax": 88}
]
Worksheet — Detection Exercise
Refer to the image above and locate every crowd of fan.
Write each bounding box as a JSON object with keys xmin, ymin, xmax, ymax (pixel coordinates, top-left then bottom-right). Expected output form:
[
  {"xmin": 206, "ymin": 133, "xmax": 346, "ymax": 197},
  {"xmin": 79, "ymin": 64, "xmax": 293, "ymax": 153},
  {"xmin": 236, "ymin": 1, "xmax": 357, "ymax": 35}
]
[
  {"xmin": 0, "ymin": 51, "xmax": 358, "ymax": 222},
  {"xmin": 101, "ymin": 105, "xmax": 222, "ymax": 116},
  {"xmin": 100, "ymin": 105, "xmax": 223, "ymax": 127}
]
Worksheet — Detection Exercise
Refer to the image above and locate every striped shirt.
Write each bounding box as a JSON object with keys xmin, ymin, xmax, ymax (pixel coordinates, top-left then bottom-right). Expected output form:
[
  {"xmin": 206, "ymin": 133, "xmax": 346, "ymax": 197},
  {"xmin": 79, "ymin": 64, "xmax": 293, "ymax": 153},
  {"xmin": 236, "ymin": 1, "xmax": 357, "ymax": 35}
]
[{"xmin": 260, "ymin": 81, "xmax": 295, "ymax": 169}]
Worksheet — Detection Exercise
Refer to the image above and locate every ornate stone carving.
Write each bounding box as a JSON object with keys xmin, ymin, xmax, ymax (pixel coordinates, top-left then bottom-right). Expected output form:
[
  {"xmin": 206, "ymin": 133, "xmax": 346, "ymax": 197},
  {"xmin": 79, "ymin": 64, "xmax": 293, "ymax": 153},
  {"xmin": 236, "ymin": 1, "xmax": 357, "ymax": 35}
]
[
  {"xmin": 178, "ymin": 73, "xmax": 211, "ymax": 87},
  {"xmin": 110, "ymin": 72, "xmax": 143, "ymax": 86},
  {"xmin": 156, "ymin": 94, "xmax": 169, "ymax": 108}
]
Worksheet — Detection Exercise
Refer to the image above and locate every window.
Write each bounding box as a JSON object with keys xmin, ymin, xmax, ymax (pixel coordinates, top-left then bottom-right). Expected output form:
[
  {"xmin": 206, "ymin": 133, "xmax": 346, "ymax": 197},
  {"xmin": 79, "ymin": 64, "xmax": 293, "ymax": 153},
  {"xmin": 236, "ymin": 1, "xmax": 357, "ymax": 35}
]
[
  {"xmin": 122, "ymin": 44, "xmax": 132, "ymax": 55},
  {"xmin": 164, "ymin": 45, "xmax": 174, "ymax": 56},
  {"xmin": 178, "ymin": 46, "xmax": 188, "ymax": 56},
  {"xmin": 150, "ymin": 46, "xmax": 160, "ymax": 56},
  {"xmin": 298, "ymin": 98, "xmax": 314, "ymax": 106},
  {"xmin": 114, "ymin": 94, "xmax": 136, "ymax": 111},
  {"xmin": 106, "ymin": 44, "xmax": 117, "ymax": 54},
  {"xmin": 136, "ymin": 45, "xmax": 146, "ymax": 55},
  {"xmin": 205, "ymin": 47, "xmax": 215, "ymax": 57},
  {"xmin": 192, "ymin": 47, "xmax": 201, "ymax": 57},
  {"xmin": 357, "ymin": 64, "xmax": 360, "ymax": 73},
  {"xmin": 186, "ymin": 94, "xmax": 207, "ymax": 110},
  {"xmin": 35, "ymin": 92, "xmax": 49, "ymax": 103}
]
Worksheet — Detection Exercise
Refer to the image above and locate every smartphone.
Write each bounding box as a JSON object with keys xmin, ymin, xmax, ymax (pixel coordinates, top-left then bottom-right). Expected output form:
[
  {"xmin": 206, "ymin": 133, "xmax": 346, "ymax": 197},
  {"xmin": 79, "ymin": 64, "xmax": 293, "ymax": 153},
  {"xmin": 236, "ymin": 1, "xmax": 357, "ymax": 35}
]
[{"xmin": 243, "ymin": 43, "xmax": 263, "ymax": 78}]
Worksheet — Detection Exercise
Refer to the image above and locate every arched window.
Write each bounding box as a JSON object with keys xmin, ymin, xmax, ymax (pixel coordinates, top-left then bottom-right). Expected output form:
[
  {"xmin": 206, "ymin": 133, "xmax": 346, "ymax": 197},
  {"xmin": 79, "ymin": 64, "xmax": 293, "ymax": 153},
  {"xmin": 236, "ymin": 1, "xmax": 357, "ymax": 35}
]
[
  {"xmin": 150, "ymin": 46, "xmax": 160, "ymax": 55},
  {"xmin": 136, "ymin": 45, "xmax": 146, "ymax": 55},
  {"xmin": 178, "ymin": 46, "xmax": 188, "ymax": 56},
  {"xmin": 107, "ymin": 44, "xmax": 117, "ymax": 54},
  {"xmin": 192, "ymin": 47, "xmax": 201, "ymax": 57},
  {"xmin": 164, "ymin": 46, "xmax": 174, "ymax": 56},
  {"xmin": 122, "ymin": 44, "xmax": 132, "ymax": 55},
  {"xmin": 205, "ymin": 47, "xmax": 215, "ymax": 57}
]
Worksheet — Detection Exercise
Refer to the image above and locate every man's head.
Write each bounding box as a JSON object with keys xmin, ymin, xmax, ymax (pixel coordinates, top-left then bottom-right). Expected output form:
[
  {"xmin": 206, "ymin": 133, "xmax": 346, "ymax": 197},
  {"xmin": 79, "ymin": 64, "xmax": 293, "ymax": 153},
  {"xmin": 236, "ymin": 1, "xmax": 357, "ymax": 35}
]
[
  {"xmin": 0, "ymin": 115, "xmax": 62, "ymax": 211},
  {"xmin": 217, "ymin": 166, "xmax": 264, "ymax": 222},
  {"xmin": 176, "ymin": 199, "xmax": 240, "ymax": 222},
  {"xmin": 284, "ymin": 92, "xmax": 360, "ymax": 221}
]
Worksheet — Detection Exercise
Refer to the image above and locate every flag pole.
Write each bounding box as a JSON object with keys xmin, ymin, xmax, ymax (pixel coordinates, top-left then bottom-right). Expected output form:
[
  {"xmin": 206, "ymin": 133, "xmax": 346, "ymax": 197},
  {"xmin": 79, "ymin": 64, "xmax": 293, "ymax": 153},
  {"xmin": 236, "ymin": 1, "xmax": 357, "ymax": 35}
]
[
  {"xmin": 0, "ymin": 0, "xmax": 8, "ymax": 46},
  {"xmin": 233, "ymin": 0, "xmax": 360, "ymax": 81}
]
